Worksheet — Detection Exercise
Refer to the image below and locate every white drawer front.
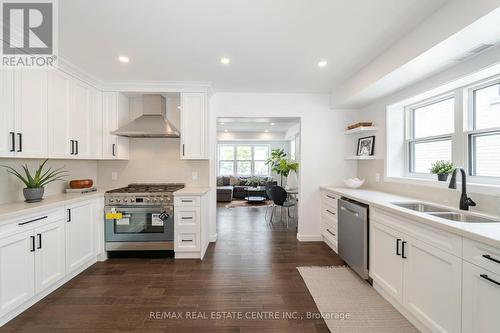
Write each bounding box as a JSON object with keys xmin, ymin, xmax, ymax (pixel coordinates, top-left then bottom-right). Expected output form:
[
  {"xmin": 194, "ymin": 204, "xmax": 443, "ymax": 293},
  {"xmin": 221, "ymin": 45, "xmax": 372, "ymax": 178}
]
[
  {"xmin": 322, "ymin": 205, "xmax": 337, "ymax": 220},
  {"xmin": 174, "ymin": 196, "xmax": 200, "ymax": 207},
  {"xmin": 0, "ymin": 208, "xmax": 65, "ymax": 237},
  {"xmin": 322, "ymin": 226, "xmax": 338, "ymax": 252},
  {"xmin": 175, "ymin": 208, "xmax": 200, "ymax": 229},
  {"xmin": 175, "ymin": 231, "xmax": 200, "ymax": 252},
  {"xmin": 322, "ymin": 211, "xmax": 337, "ymax": 231},
  {"xmin": 464, "ymin": 238, "xmax": 500, "ymax": 276},
  {"xmin": 322, "ymin": 191, "xmax": 338, "ymax": 209},
  {"xmin": 371, "ymin": 208, "xmax": 462, "ymax": 257}
]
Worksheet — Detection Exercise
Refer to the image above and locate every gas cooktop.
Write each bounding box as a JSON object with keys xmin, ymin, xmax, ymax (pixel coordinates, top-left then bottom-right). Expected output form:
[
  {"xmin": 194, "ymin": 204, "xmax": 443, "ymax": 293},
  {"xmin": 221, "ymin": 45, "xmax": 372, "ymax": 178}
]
[
  {"xmin": 106, "ymin": 183, "xmax": 185, "ymax": 194},
  {"xmin": 104, "ymin": 183, "xmax": 185, "ymax": 206}
]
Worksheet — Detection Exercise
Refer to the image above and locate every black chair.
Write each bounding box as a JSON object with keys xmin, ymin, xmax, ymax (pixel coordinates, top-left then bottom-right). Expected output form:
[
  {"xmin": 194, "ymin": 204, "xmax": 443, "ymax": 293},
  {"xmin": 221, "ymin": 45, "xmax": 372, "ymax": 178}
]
[
  {"xmin": 265, "ymin": 184, "xmax": 275, "ymax": 222},
  {"xmin": 269, "ymin": 186, "xmax": 296, "ymax": 227}
]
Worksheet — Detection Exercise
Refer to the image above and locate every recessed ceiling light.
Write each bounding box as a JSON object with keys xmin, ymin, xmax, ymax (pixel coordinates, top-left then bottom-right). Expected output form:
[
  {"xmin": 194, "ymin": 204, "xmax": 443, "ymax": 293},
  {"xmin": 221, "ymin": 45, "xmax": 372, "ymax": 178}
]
[
  {"xmin": 317, "ymin": 60, "xmax": 327, "ymax": 68},
  {"xmin": 118, "ymin": 56, "xmax": 130, "ymax": 63},
  {"xmin": 224, "ymin": 129, "xmax": 228, "ymax": 133},
  {"xmin": 220, "ymin": 57, "xmax": 231, "ymax": 65},
  {"xmin": 270, "ymin": 123, "xmax": 275, "ymax": 126}
]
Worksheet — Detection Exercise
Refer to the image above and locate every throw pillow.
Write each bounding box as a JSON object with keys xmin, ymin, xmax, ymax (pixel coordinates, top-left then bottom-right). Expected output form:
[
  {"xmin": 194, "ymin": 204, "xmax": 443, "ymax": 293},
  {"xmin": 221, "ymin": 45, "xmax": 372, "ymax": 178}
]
[
  {"xmin": 229, "ymin": 175, "xmax": 240, "ymax": 186},
  {"xmin": 216, "ymin": 176, "xmax": 223, "ymax": 186},
  {"xmin": 222, "ymin": 176, "xmax": 230, "ymax": 186}
]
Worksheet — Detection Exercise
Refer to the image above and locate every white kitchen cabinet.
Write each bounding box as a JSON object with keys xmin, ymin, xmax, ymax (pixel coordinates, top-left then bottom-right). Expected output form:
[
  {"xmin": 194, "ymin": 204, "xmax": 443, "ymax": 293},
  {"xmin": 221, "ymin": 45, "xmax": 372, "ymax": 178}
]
[
  {"xmin": 48, "ymin": 69, "xmax": 73, "ymax": 158},
  {"xmin": 34, "ymin": 219, "xmax": 66, "ymax": 294},
  {"xmin": 0, "ymin": 68, "xmax": 15, "ymax": 158},
  {"xmin": 403, "ymin": 235, "xmax": 462, "ymax": 333},
  {"xmin": 65, "ymin": 201, "xmax": 94, "ymax": 274},
  {"xmin": 180, "ymin": 92, "xmax": 208, "ymax": 159},
  {"xmin": 88, "ymin": 87, "xmax": 103, "ymax": 159},
  {"xmin": 321, "ymin": 190, "xmax": 338, "ymax": 252},
  {"xmin": 462, "ymin": 261, "xmax": 500, "ymax": 333},
  {"xmin": 0, "ymin": 230, "xmax": 35, "ymax": 318},
  {"xmin": 14, "ymin": 69, "xmax": 48, "ymax": 158},
  {"xmin": 102, "ymin": 92, "xmax": 129, "ymax": 160},
  {"xmin": 369, "ymin": 220, "xmax": 404, "ymax": 303}
]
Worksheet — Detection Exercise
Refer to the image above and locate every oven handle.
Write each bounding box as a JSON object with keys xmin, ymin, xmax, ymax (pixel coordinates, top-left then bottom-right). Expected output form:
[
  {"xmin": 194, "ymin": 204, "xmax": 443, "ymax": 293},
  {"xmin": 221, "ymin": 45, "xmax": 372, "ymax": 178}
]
[{"xmin": 106, "ymin": 207, "xmax": 173, "ymax": 214}]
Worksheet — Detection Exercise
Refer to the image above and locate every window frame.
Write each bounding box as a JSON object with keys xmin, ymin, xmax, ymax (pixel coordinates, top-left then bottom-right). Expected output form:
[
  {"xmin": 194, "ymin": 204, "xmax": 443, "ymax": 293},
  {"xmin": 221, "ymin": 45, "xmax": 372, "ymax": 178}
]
[
  {"xmin": 404, "ymin": 93, "xmax": 455, "ymax": 177},
  {"xmin": 217, "ymin": 144, "xmax": 271, "ymax": 177}
]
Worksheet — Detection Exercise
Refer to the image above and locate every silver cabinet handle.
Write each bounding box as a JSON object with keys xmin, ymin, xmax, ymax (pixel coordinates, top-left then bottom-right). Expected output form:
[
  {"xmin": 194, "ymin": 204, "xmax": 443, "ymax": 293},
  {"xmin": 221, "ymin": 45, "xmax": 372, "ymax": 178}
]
[
  {"xmin": 326, "ymin": 195, "xmax": 336, "ymax": 200},
  {"xmin": 326, "ymin": 209, "xmax": 336, "ymax": 216},
  {"xmin": 340, "ymin": 206, "xmax": 359, "ymax": 217}
]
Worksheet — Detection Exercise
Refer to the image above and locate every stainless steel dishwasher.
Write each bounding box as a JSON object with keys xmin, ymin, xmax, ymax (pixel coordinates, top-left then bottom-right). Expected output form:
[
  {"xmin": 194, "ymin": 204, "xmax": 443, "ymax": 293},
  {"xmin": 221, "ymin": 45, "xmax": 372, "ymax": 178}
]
[{"xmin": 338, "ymin": 197, "xmax": 369, "ymax": 280}]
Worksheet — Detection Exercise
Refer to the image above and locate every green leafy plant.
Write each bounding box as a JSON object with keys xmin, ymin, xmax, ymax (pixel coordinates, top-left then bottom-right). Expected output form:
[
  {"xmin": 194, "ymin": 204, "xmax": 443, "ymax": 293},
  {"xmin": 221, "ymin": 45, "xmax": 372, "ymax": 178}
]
[
  {"xmin": 1, "ymin": 160, "xmax": 68, "ymax": 188},
  {"xmin": 430, "ymin": 160, "xmax": 455, "ymax": 175},
  {"xmin": 245, "ymin": 176, "xmax": 262, "ymax": 187},
  {"xmin": 265, "ymin": 149, "xmax": 299, "ymax": 184}
]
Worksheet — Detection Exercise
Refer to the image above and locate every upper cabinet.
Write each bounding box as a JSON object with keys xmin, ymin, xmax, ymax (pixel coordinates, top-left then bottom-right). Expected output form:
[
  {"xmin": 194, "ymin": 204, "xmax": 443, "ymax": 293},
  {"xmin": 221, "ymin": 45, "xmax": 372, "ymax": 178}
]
[
  {"xmin": 48, "ymin": 70, "xmax": 102, "ymax": 159},
  {"xmin": 180, "ymin": 92, "xmax": 208, "ymax": 160},
  {"xmin": 102, "ymin": 92, "xmax": 130, "ymax": 160},
  {"xmin": 0, "ymin": 69, "xmax": 48, "ymax": 158}
]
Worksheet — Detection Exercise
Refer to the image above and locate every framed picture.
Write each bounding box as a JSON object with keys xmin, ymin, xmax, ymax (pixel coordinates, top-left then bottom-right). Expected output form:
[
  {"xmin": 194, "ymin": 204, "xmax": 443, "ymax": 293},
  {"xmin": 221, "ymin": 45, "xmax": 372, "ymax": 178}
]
[{"xmin": 357, "ymin": 136, "xmax": 375, "ymax": 156}]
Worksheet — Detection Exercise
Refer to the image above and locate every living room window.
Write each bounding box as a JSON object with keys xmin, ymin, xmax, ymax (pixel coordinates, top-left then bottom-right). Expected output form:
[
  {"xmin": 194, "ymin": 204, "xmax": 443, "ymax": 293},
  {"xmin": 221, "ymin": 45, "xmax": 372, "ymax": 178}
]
[{"xmin": 218, "ymin": 144, "xmax": 270, "ymax": 176}]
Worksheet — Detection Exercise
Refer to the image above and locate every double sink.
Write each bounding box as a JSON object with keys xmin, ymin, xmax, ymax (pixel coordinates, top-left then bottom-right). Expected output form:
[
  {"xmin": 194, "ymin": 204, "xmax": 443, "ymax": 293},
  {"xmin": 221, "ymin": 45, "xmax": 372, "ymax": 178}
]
[{"xmin": 392, "ymin": 202, "xmax": 500, "ymax": 223}]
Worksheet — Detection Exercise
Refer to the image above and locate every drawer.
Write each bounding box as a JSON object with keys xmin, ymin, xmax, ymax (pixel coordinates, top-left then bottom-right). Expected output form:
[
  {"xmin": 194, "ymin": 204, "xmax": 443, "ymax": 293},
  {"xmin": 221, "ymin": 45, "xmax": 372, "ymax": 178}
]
[
  {"xmin": 175, "ymin": 208, "xmax": 200, "ymax": 229},
  {"xmin": 322, "ymin": 191, "xmax": 338, "ymax": 208},
  {"xmin": 175, "ymin": 231, "xmax": 200, "ymax": 252},
  {"xmin": 174, "ymin": 196, "xmax": 200, "ymax": 207},
  {"xmin": 322, "ymin": 226, "xmax": 338, "ymax": 251},
  {"xmin": 464, "ymin": 238, "xmax": 500, "ymax": 276},
  {"xmin": 322, "ymin": 212, "xmax": 337, "ymax": 230},
  {"xmin": 0, "ymin": 208, "xmax": 65, "ymax": 237},
  {"xmin": 322, "ymin": 206, "xmax": 337, "ymax": 220}
]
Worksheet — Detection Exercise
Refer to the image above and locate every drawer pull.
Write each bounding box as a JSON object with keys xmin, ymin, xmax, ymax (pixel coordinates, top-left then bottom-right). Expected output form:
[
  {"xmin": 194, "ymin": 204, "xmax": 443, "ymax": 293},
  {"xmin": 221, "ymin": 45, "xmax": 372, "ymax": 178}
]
[
  {"xmin": 181, "ymin": 216, "xmax": 193, "ymax": 220},
  {"xmin": 402, "ymin": 241, "xmax": 407, "ymax": 259},
  {"xmin": 326, "ymin": 195, "xmax": 336, "ymax": 200},
  {"xmin": 181, "ymin": 200, "xmax": 193, "ymax": 203},
  {"xmin": 18, "ymin": 216, "xmax": 48, "ymax": 226},
  {"xmin": 326, "ymin": 209, "xmax": 336, "ymax": 216},
  {"xmin": 30, "ymin": 236, "xmax": 35, "ymax": 252},
  {"xmin": 480, "ymin": 274, "xmax": 500, "ymax": 286},
  {"xmin": 326, "ymin": 229, "xmax": 336, "ymax": 237},
  {"xmin": 483, "ymin": 254, "xmax": 500, "ymax": 264},
  {"xmin": 182, "ymin": 239, "xmax": 194, "ymax": 242},
  {"xmin": 396, "ymin": 238, "xmax": 401, "ymax": 256}
]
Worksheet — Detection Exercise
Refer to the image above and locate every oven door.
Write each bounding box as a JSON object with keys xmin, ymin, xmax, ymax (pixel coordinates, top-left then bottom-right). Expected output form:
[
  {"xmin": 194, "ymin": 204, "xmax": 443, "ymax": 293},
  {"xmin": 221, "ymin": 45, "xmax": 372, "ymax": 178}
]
[{"xmin": 105, "ymin": 206, "xmax": 174, "ymax": 242}]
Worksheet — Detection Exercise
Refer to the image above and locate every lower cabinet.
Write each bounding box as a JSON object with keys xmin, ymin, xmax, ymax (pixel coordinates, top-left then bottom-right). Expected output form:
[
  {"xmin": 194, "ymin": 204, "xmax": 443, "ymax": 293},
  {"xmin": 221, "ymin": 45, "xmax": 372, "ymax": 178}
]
[
  {"xmin": 65, "ymin": 201, "xmax": 94, "ymax": 274},
  {"xmin": 0, "ymin": 230, "xmax": 35, "ymax": 318},
  {"xmin": 370, "ymin": 212, "xmax": 462, "ymax": 333},
  {"xmin": 462, "ymin": 261, "xmax": 500, "ymax": 333}
]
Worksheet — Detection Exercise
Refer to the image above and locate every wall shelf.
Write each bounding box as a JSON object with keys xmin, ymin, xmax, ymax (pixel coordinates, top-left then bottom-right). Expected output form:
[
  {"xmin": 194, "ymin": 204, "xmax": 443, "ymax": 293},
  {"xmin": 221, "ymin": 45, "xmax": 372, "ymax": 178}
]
[
  {"xmin": 344, "ymin": 126, "xmax": 377, "ymax": 135},
  {"xmin": 345, "ymin": 155, "xmax": 379, "ymax": 160}
]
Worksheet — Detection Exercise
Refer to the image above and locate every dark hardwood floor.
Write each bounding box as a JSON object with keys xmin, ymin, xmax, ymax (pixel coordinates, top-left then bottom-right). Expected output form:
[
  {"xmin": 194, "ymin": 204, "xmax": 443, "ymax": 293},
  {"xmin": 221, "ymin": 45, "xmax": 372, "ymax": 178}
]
[{"xmin": 2, "ymin": 205, "xmax": 343, "ymax": 332}]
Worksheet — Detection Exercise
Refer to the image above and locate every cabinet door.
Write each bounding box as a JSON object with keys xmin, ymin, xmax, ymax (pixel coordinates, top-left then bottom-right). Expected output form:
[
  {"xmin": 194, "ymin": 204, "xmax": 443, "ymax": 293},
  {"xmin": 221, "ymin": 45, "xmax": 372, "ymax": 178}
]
[
  {"xmin": 0, "ymin": 68, "xmax": 15, "ymax": 157},
  {"xmin": 403, "ymin": 235, "xmax": 462, "ymax": 333},
  {"xmin": 180, "ymin": 92, "xmax": 207, "ymax": 159},
  {"xmin": 115, "ymin": 92, "xmax": 129, "ymax": 160},
  {"xmin": 65, "ymin": 201, "xmax": 94, "ymax": 274},
  {"xmin": 14, "ymin": 69, "xmax": 48, "ymax": 158},
  {"xmin": 369, "ymin": 221, "xmax": 404, "ymax": 303},
  {"xmin": 0, "ymin": 231, "xmax": 35, "ymax": 318},
  {"xmin": 88, "ymin": 87, "xmax": 102, "ymax": 159},
  {"xmin": 462, "ymin": 261, "xmax": 500, "ymax": 333},
  {"xmin": 34, "ymin": 219, "xmax": 66, "ymax": 294},
  {"xmin": 102, "ymin": 92, "xmax": 117, "ymax": 159},
  {"xmin": 71, "ymin": 79, "xmax": 91, "ymax": 158},
  {"xmin": 48, "ymin": 69, "xmax": 72, "ymax": 158}
]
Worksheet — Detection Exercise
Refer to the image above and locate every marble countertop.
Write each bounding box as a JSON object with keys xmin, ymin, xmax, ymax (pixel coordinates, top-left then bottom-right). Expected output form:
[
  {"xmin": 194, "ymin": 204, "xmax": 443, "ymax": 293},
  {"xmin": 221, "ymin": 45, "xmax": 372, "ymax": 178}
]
[
  {"xmin": 173, "ymin": 187, "xmax": 210, "ymax": 196},
  {"xmin": 321, "ymin": 186, "xmax": 500, "ymax": 249},
  {"xmin": 0, "ymin": 191, "xmax": 104, "ymax": 223}
]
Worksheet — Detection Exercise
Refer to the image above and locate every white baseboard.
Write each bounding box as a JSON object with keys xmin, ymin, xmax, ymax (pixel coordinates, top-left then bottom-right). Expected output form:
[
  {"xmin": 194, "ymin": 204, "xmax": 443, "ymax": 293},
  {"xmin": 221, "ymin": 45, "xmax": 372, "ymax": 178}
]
[
  {"xmin": 209, "ymin": 233, "xmax": 217, "ymax": 242},
  {"xmin": 175, "ymin": 252, "xmax": 201, "ymax": 259},
  {"xmin": 297, "ymin": 233, "xmax": 322, "ymax": 242}
]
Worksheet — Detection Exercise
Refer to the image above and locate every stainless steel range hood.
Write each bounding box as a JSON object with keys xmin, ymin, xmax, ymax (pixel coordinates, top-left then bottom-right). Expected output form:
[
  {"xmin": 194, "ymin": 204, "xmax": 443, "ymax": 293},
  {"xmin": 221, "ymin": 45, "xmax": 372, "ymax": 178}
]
[{"xmin": 111, "ymin": 94, "xmax": 180, "ymax": 138}]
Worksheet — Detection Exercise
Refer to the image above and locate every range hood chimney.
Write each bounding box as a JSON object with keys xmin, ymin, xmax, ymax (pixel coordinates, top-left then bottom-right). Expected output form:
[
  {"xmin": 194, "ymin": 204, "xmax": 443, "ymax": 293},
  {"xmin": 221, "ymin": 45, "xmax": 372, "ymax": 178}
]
[{"xmin": 111, "ymin": 94, "xmax": 180, "ymax": 138}]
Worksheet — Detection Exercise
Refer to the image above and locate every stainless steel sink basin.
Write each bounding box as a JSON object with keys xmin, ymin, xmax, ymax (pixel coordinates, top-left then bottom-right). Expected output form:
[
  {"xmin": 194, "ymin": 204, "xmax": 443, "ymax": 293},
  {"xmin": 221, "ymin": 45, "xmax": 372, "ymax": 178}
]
[
  {"xmin": 428, "ymin": 212, "xmax": 500, "ymax": 223},
  {"xmin": 392, "ymin": 202, "xmax": 450, "ymax": 213}
]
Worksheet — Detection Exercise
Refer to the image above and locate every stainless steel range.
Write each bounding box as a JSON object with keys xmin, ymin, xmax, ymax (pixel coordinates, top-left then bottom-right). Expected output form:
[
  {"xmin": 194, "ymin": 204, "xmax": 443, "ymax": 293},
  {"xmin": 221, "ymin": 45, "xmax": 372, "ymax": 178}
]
[{"xmin": 104, "ymin": 183, "xmax": 184, "ymax": 251}]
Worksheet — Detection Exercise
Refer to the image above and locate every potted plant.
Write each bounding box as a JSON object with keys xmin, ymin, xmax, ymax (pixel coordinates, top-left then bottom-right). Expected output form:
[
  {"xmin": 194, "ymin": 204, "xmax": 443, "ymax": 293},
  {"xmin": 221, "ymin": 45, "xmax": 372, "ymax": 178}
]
[
  {"xmin": 245, "ymin": 176, "xmax": 262, "ymax": 187},
  {"xmin": 2, "ymin": 160, "xmax": 68, "ymax": 202},
  {"xmin": 430, "ymin": 160, "xmax": 455, "ymax": 182},
  {"xmin": 265, "ymin": 149, "xmax": 299, "ymax": 187}
]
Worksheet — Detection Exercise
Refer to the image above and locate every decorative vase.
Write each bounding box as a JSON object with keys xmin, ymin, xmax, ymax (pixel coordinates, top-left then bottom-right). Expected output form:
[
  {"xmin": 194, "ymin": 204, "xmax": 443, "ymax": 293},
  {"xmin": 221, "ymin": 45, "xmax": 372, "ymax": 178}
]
[
  {"xmin": 23, "ymin": 187, "xmax": 44, "ymax": 203},
  {"xmin": 437, "ymin": 174, "xmax": 449, "ymax": 182},
  {"xmin": 286, "ymin": 170, "xmax": 298, "ymax": 190}
]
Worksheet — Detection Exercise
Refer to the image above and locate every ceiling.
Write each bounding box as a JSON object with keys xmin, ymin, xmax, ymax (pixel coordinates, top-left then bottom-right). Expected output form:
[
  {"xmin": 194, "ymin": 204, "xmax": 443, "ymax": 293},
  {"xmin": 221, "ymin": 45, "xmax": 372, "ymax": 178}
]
[
  {"xmin": 217, "ymin": 117, "xmax": 299, "ymax": 133},
  {"xmin": 59, "ymin": 0, "xmax": 448, "ymax": 93}
]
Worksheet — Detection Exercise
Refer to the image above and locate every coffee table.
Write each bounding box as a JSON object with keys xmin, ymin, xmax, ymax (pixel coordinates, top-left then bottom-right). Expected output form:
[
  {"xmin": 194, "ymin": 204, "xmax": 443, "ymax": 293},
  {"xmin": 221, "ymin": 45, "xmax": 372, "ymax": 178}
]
[{"xmin": 244, "ymin": 186, "xmax": 267, "ymax": 204}]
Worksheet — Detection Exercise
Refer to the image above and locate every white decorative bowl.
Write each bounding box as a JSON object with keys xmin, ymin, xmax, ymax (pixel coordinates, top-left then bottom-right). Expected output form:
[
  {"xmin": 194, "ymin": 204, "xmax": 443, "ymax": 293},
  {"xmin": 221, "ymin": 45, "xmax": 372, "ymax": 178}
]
[{"xmin": 344, "ymin": 178, "xmax": 365, "ymax": 189}]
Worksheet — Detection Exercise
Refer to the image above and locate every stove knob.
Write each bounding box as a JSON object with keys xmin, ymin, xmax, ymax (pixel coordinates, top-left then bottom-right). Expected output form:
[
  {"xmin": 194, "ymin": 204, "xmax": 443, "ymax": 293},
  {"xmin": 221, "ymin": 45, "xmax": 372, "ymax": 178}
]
[
  {"xmin": 145, "ymin": 198, "xmax": 150, "ymax": 202},
  {"xmin": 159, "ymin": 198, "xmax": 164, "ymax": 202},
  {"xmin": 109, "ymin": 199, "xmax": 115, "ymax": 203},
  {"xmin": 152, "ymin": 198, "xmax": 157, "ymax": 203},
  {"xmin": 123, "ymin": 199, "xmax": 129, "ymax": 203},
  {"xmin": 116, "ymin": 199, "xmax": 122, "ymax": 203}
]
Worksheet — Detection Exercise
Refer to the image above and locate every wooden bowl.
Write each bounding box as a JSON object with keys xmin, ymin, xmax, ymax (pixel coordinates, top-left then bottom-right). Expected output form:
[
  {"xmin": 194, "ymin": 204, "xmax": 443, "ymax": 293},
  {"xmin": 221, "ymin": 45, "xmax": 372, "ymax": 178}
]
[{"xmin": 69, "ymin": 179, "xmax": 93, "ymax": 189}]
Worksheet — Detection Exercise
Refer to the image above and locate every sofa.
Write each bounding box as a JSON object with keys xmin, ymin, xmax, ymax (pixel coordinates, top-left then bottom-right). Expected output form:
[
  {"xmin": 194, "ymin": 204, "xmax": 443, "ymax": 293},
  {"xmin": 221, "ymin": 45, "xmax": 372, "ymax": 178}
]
[{"xmin": 217, "ymin": 176, "xmax": 277, "ymax": 202}]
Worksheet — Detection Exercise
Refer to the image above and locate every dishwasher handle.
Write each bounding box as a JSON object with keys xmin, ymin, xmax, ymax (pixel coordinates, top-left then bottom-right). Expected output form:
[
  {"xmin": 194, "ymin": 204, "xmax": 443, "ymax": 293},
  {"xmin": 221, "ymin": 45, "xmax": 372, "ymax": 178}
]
[{"xmin": 340, "ymin": 205, "xmax": 360, "ymax": 217}]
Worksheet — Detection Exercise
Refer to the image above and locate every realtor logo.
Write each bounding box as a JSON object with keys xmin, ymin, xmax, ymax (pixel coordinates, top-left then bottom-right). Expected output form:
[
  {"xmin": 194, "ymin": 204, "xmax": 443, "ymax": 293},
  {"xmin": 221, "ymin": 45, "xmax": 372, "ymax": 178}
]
[{"xmin": 1, "ymin": 0, "xmax": 58, "ymax": 67}]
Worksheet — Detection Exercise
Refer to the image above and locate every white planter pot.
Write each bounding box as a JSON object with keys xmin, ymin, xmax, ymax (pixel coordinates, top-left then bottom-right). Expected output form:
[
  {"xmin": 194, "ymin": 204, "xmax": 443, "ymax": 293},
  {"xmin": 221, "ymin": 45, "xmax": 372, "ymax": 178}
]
[{"xmin": 286, "ymin": 170, "xmax": 298, "ymax": 190}]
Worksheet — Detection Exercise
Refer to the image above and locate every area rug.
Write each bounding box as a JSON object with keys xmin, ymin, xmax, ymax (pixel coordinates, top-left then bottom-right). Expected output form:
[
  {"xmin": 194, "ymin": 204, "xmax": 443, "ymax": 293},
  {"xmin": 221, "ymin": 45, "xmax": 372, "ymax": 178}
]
[
  {"xmin": 297, "ymin": 266, "xmax": 418, "ymax": 333},
  {"xmin": 224, "ymin": 199, "xmax": 273, "ymax": 208}
]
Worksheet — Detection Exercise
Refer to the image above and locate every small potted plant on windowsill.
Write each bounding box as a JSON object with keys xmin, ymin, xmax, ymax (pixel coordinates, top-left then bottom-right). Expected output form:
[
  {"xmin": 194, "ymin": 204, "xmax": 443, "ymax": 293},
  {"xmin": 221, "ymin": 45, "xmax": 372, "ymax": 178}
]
[
  {"xmin": 1, "ymin": 160, "xmax": 68, "ymax": 203},
  {"xmin": 430, "ymin": 160, "xmax": 455, "ymax": 182}
]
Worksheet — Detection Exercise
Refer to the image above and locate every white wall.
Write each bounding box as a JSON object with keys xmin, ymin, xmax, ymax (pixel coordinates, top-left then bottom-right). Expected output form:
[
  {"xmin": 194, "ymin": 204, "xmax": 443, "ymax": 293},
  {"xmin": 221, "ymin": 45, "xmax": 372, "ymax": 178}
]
[
  {"xmin": 355, "ymin": 44, "xmax": 500, "ymax": 216},
  {"xmin": 209, "ymin": 93, "xmax": 357, "ymax": 241},
  {"xmin": 0, "ymin": 159, "xmax": 98, "ymax": 205}
]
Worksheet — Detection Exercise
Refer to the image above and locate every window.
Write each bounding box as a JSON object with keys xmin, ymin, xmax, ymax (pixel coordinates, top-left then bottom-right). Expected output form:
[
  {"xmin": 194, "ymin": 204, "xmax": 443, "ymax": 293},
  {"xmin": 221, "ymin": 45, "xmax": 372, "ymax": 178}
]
[
  {"xmin": 218, "ymin": 144, "xmax": 270, "ymax": 176},
  {"xmin": 469, "ymin": 81, "xmax": 500, "ymax": 178},
  {"xmin": 407, "ymin": 97, "xmax": 455, "ymax": 174}
]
